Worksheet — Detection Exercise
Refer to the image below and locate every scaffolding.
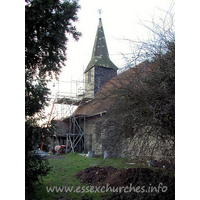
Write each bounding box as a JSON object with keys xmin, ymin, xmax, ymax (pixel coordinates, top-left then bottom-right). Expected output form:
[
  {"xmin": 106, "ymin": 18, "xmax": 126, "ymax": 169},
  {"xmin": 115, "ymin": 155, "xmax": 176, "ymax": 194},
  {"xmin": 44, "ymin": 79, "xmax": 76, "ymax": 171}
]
[{"xmin": 49, "ymin": 79, "xmax": 92, "ymax": 153}]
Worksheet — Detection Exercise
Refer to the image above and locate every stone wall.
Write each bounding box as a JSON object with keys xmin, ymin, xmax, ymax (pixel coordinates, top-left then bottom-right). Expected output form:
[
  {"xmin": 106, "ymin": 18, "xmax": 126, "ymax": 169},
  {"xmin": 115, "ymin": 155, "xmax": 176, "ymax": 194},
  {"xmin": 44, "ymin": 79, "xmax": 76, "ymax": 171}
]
[
  {"xmin": 52, "ymin": 120, "xmax": 69, "ymax": 135},
  {"xmin": 52, "ymin": 115, "xmax": 174, "ymax": 161},
  {"xmin": 83, "ymin": 115, "xmax": 105, "ymax": 154},
  {"xmin": 83, "ymin": 116, "xmax": 174, "ymax": 160},
  {"xmin": 110, "ymin": 134, "xmax": 174, "ymax": 161}
]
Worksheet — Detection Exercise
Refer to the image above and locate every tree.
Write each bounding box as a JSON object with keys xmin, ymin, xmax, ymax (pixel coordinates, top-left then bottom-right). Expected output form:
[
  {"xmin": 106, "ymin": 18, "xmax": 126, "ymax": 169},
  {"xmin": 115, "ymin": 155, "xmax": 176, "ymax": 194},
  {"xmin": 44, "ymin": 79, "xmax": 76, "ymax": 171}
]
[
  {"xmin": 25, "ymin": 0, "xmax": 81, "ymax": 198},
  {"xmin": 98, "ymin": 9, "xmax": 175, "ymax": 160}
]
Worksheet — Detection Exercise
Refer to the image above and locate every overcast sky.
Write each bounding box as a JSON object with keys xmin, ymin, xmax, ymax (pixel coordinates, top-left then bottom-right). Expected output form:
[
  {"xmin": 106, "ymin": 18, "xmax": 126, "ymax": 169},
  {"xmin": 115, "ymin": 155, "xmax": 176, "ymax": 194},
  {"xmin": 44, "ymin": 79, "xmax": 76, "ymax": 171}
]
[
  {"xmin": 60, "ymin": 0, "xmax": 174, "ymax": 80},
  {"xmin": 47, "ymin": 0, "xmax": 175, "ymax": 117}
]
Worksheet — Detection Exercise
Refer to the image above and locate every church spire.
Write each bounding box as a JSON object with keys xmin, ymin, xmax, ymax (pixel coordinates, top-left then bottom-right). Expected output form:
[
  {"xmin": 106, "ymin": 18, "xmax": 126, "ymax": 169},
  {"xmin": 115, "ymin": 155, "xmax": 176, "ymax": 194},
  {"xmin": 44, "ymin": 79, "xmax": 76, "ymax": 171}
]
[
  {"xmin": 84, "ymin": 17, "xmax": 118, "ymax": 73},
  {"xmin": 91, "ymin": 17, "xmax": 108, "ymax": 58}
]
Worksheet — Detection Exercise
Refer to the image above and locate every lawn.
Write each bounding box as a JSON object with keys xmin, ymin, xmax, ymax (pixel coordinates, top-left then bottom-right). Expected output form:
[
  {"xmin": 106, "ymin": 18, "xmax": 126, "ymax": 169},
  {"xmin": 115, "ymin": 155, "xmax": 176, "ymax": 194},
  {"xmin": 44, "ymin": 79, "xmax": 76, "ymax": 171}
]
[{"xmin": 35, "ymin": 153, "xmax": 132, "ymax": 200}]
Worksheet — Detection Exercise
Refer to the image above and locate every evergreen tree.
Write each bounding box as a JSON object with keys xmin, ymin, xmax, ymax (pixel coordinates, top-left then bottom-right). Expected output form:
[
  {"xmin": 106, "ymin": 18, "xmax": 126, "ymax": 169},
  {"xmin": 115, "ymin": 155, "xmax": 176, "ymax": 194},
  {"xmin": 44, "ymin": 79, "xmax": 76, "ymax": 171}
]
[{"xmin": 25, "ymin": 0, "xmax": 81, "ymax": 198}]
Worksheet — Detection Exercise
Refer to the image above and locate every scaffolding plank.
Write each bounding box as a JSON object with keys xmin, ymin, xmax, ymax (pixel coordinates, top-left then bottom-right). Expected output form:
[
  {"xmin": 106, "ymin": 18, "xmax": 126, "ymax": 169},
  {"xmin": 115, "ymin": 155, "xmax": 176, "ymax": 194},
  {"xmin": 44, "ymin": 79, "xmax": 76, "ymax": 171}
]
[
  {"xmin": 55, "ymin": 97, "xmax": 77, "ymax": 105},
  {"xmin": 55, "ymin": 97, "xmax": 92, "ymax": 106}
]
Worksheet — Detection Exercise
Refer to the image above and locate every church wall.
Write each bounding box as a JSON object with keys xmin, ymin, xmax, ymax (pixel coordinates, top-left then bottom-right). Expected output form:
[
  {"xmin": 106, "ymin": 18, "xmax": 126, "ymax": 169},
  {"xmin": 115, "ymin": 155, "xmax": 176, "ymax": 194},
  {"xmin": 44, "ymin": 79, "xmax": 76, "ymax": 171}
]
[
  {"xmin": 51, "ymin": 120, "xmax": 70, "ymax": 135},
  {"xmin": 83, "ymin": 115, "xmax": 106, "ymax": 154},
  {"xmin": 85, "ymin": 67, "xmax": 95, "ymax": 98},
  {"xmin": 83, "ymin": 115, "xmax": 174, "ymax": 161},
  {"xmin": 103, "ymin": 131, "xmax": 174, "ymax": 161}
]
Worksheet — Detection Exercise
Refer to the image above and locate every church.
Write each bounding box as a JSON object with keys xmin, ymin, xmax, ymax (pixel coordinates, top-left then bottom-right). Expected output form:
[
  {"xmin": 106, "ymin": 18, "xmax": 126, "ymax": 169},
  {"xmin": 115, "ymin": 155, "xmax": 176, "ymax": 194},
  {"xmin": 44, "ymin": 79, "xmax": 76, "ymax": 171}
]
[
  {"xmin": 52, "ymin": 16, "xmax": 119, "ymax": 154},
  {"xmin": 84, "ymin": 17, "xmax": 118, "ymax": 99},
  {"xmin": 51, "ymin": 17, "xmax": 174, "ymax": 161}
]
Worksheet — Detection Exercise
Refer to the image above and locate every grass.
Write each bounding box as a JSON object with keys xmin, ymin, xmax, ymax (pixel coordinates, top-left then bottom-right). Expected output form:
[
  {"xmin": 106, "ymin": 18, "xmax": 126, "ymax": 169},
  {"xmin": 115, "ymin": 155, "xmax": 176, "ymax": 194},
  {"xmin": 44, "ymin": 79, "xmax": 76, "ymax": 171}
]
[
  {"xmin": 35, "ymin": 153, "xmax": 172, "ymax": 200},
  {"xmin": 35, "ymin": 153, "xmax": 133, "ymax": 200}
]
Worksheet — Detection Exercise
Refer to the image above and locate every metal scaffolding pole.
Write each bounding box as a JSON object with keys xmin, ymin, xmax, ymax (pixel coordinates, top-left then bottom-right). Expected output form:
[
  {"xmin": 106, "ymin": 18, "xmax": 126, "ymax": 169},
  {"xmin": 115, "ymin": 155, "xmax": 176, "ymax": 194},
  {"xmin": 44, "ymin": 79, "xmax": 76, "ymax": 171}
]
[
  {"xmin": 48, "ymin": 78, "xmax": 90, "ymax": 154},
  {"xmin": 84, "ymin": 111, "xmax": 86, "ymax": 153}
]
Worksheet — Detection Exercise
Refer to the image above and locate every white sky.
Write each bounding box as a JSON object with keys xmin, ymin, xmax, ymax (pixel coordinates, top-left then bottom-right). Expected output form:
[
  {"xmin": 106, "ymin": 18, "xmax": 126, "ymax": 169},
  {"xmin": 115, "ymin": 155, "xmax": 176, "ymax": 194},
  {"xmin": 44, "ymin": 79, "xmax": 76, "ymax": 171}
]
[
  {"xmin": 47, "ymin": 0, "xmax": 175, "ymax": 118},
  {"xmin": 60, "ymin": 0, "xmax": 174, "ymax": 81}
]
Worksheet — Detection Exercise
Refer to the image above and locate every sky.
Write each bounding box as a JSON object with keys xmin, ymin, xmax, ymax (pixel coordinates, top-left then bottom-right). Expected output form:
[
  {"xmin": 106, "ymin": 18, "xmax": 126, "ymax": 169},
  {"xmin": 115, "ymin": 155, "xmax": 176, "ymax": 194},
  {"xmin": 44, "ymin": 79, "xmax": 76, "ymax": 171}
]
[
  {"xmin": 47, "ymin": 0, "xmax": 175, "ymax": 119},
  {"xmin": 60, "ymin": 0, "xmax": 174, "ymax": 81},
  {"xmin": 46, "ymin": 0, "xmax": 175, "ymax": 118}
]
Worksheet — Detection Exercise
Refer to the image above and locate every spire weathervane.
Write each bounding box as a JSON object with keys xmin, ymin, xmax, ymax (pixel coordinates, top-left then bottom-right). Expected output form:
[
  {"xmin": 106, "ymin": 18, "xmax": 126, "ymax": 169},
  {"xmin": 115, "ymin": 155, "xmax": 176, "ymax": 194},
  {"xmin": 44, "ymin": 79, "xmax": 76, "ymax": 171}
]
[{"xmin": 98, "ymin": 9, "xmax": 102, "ymax": 19}]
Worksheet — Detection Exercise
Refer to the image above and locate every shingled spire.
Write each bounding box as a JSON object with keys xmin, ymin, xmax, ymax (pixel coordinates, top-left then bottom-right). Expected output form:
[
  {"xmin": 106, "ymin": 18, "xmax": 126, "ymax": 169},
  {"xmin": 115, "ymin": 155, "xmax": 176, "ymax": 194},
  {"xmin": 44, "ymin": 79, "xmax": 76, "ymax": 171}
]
[
  {"xmin": 84, "ymin": 17, "xmax": 118, "ymax": 98},
  {"xmin": 84, "ymin": 18, "xmax": 118, "ymax": 73}
]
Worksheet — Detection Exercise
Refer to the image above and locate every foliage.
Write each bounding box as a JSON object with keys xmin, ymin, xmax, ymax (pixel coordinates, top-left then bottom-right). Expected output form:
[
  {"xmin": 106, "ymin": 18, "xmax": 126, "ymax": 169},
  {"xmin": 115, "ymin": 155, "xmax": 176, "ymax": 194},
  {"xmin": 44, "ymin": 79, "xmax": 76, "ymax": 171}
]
[
  {"xmin": 111, "ymin": 41, "xmax": 175, "ymax": 138},
  {"xmin": 25, "ymin": 118, "xmax": 54, "ymax": 199},
  {"xmin": 25, "ymin": 75, "xmax": 50, "ymax": 117},
  {"xmin": 25, "ymin": 0, "xmax": 81, "ymax": 199},
  {"xmin": 146, "ymin": 41, "xmax": 175, "ymax": 137},
  {"xmin": 25, "ymin": 0, "xmax": 81, "ymax": 79},
  {"xmin": 99, "ymin": 10, "xmax": 175, "ymax": 159}
]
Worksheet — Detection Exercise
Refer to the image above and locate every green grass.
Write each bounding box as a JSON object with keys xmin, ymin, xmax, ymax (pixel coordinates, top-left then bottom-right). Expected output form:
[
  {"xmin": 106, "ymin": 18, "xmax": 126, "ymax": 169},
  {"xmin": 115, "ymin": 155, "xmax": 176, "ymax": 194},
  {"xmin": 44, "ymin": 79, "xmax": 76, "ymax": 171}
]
[
  {"xmin": 35, "ymin": 153, "xmax": 132, "ymax": 200},
  {"xmin": 35, "ymin": 154, "xmax": 174, "ymax": 200}
]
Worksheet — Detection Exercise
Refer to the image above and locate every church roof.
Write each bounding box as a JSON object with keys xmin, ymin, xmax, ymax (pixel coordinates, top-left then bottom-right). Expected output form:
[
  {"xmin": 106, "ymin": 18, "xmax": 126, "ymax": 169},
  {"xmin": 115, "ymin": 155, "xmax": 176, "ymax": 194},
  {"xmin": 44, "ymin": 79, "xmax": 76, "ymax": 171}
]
[
  {"xmin": 84, "ymin": 18, "xmax": 118, "ymax": 73},
  {"xmin": 75, "ymin": 61, "xmax": 151, "ymax": 117}
]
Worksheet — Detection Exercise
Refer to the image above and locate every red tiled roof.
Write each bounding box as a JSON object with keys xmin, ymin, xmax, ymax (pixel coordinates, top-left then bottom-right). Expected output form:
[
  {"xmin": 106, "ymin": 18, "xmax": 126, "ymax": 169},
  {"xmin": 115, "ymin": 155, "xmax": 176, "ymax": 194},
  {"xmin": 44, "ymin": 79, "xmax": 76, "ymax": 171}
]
[{"xmin": 75, "ymin": 61, "xmax": 151, "ymax": 117}]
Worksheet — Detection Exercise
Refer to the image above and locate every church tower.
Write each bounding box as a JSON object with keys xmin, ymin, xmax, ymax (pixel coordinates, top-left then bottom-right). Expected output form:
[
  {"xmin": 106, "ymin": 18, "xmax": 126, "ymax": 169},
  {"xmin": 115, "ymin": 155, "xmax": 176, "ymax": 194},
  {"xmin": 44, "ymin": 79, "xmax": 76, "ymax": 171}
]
[{"xmin": 84, "ymin": 17, "xmax": 118, "ymax": 98}]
